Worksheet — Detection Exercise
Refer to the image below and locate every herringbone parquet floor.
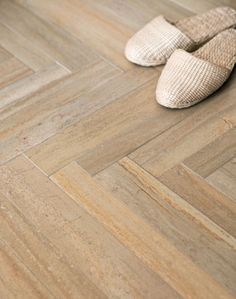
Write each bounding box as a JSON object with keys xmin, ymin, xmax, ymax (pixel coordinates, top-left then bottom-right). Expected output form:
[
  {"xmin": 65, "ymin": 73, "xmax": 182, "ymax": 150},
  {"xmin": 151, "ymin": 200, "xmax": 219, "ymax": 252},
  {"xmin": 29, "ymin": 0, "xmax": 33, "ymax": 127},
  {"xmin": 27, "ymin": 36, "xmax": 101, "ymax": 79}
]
[{"xmin": 0, "ymin": 0, "xmax": 236, "ymax": 298}]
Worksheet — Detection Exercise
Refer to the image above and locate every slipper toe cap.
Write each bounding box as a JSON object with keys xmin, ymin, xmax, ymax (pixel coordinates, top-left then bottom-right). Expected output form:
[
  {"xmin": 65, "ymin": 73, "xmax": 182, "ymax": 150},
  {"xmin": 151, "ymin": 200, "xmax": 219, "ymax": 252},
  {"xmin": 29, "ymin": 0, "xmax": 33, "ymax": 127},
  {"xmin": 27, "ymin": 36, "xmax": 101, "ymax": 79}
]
[
  {"xmin": 125, "ymin": 16, "xmax": 193, "ymax": 67},
  {"xmin": 156, "ymin": 50, "xmax": 230, "ymax": 108}
]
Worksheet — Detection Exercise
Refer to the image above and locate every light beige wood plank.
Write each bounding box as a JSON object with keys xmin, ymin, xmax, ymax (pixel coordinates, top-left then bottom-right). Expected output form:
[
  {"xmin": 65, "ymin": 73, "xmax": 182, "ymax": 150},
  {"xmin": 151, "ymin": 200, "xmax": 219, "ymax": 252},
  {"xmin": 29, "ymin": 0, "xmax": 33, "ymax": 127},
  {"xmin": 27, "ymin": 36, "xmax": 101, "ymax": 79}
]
[
  {"xmin": 130, "ymin": 82, "xmax": 236, "ymax": 166},
  {"xmin": 11, "ymin": 0, "xmax": 131, "ymax": 70},
  {"xmin": 26, "ymin": 78, "xmax": 194, "ymax": 175},
  {"xmin": 130, "ymin": 102, "xmax": 236, "ymax": 178},
  {"xmin": 95, "ymin": 158, "xmax": 236, "ymax": 293},
  {"xmin": 17, "ymin": 0, "xmax": 193, "ymax": 32},
  {"xmin": 0, "ymin": 238, "xmax": 54, "ymax": 299},
  {"xmin": 0, "ymin": 191, "xmax": 107, "ymax": 299},
  {"xmin": 0, "ymin": 60, "xmax": 121, "ymax": 164},
  {"xmin": 184, "ymin": 128, "xmax": 236, "ymax": 177},
  {"xmin": 51, "ymin": 160, "xmax": 235, "ymax": 299},
  {"xmin": 224, "ymin": 157, "xmax": 236, "ymax": 177},
  {"xmin": 0, "ymin": 0, "xmax": 100, "ymax": 72},
  {"xmin": 158, "ymin": 163, "xmax": 236, "ymax": 237},
  {"xmin": 0, "ymin": 156, "xmax": 82, "ymax": 234},
  {"xmin": 46, "ymin": 206, "xmax": 181, "ymax": 299},
  {"xmin": 0, "ymin": 45, "xmax": 12, "ymax": 64},
  {"xmin": 0, "ymin": 156, "xmax": 180, "ymax": 299},
  {"xmin": 0, "ymin": 63, "xmax": 70, "ymax": 111},
  {"xmin": 0, "ymin": 57, "xmax": 33, "ymax": 89},
  {"xmin": 207, "ymin": 157, "xmax": 236, "ymax": 200},
  {"xmin": 14, "ymin": 0, "xmax": 193, "ymax": 70},
  {"xmin": 171, "ymin": 0, "xmax": 236, "ymax": 13},
  {"xmin": 0, "ymin": 22, "xmax": 54, "ymax": 71}
]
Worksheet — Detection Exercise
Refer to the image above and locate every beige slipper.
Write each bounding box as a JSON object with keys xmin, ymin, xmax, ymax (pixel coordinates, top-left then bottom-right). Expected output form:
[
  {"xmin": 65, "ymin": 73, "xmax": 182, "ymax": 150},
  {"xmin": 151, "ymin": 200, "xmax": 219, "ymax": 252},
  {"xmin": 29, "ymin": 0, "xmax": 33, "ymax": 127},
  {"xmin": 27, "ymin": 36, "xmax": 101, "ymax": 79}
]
[
  {"xmin": 156, "ymin": 29, "xmax": 236, "ymax": 109},
  {"xmin": 125, "ymin": 7, "xmax": 236, "ymax": 66}
]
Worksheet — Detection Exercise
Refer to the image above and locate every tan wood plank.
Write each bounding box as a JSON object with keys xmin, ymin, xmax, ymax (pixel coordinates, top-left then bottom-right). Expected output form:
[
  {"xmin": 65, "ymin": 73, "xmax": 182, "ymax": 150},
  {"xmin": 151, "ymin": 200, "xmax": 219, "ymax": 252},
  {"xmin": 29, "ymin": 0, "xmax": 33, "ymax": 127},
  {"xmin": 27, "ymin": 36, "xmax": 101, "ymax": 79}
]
[
  {"xmin": 0, "ymin": 155, "xmax": 180, "ymax": 299},
  {"xmin": 207, "ymin": 157, "xmax": 236, "ymax": 200},
  {"xmin": 26, "ymin": 78, "xmax": 195, "ymax": 176},
  {"xmin": 17, "ymin": 0, "xmax": 193, "ymax": 32},
  {"xmin": 11, "ymin": 0, "xmax": 132, "ymax": 70},
  {"xmin": 0, "ymin": 22, "xmax": 54, "ymax": 71},
  {"xmin": 14, "ymin": 0, "xmax": 193, "ymax": 70},
  {"xmin": 0, "ymin": 0, "xmax": 100, "ymax": 72},
  {"xmin": 171, "ymin": 0, "xmax": 236, "ymax": 13},
  {"xmin": 0, "ymin": 45, "xmax": 12, "ymax": 64},
  {"xmin": 95, "ymin": 158, "xmax": 236, "ymax": 294},
  {"xmin": 0, "ymin": 191, "xmax": 107, "ymax": 299},
  {"xmin": 0, "ymin": 63, "xmax": 70, "ymax": 111},
  {"xmin": 184, "ymin": 128, "xmax": 236, "ymax": 177},
  {"xmin": 0, "ymin": 57, "xmax": 33, "ymax": 89},
  {"xmin": 224, "ymin": 157, "xmax": 236, "ymax": 178},
  {"xmin": 51, "ymin": 160, "xmax": 235, "ymax": 299},
  {"xmin": 82, "ymin": 0, "xmax": 193, "ymax": 29},
  {"xmin": 0, "ymin": 60, "xmax": 121, "ymax": 164},
  {"xmin": 158, "ymin": 163, "xmax": 236, "ymax": 237},
  {"xmin": 130, "ymin": 81, "xmax": 236, "ymax": 166},
  {"xmin": 0, "ymin": 156, "xmax": 81, "ymax": 234},
  {"xmin": 129, "ymin": 102, "xmax": 236, "ymax": 178},
  {"xmin": 0, "ymin": 238, "xmax": 54, "ymax": 299}
]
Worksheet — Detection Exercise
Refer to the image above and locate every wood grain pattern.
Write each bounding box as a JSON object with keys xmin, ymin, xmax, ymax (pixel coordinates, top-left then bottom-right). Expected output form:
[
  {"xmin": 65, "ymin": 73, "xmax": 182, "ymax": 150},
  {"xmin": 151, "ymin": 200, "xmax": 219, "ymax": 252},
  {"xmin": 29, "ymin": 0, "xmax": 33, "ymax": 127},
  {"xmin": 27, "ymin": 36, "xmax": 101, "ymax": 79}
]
[
  {"xmin": 26, "ymin": 80, "xmax": 193, "ymax": 176},
  {"xmin": 0, "ymin": 57, "xmax": 33, "ymax": 89},
  {"xmin": 0, "ymin": 0, "xmax": 235, "ymax": 298},
  {"xmin": 207, "ymin": 157, "xmax": 236, "ymax": 200},
  {"xmin": 0, "ymin": 61, "xmax": 121, "ymax": 164},
  {"xmin": 51, "ymin": 161, "xmax": 235, "ymax": 299},
  {"xmin": 0, "ymin": 46, "xmax": 12, "ymax": 64},
  {"xmin": 184, "ymin": 128, "xmax": 236, "ymax": 177},
  {"xmin": 0, "ymin": 0, "xmax": 100, "ymax": 72},
  {"xmin": 95, "ymin": 158, "xmax": 236, "ymax": 293},
  {"xmin": 0, "ymin": 62, "xmax": 70, "ymax": 111},
  {"xmin": 130, "ymin": 104, "xmax": 236, "ymax": 177},
  {"xmin": 0, "ymin": 156, "xmax": 180, "ymax": 299},
  {"xmin": 0, "ymin": 22, "xmax": 54, "ymax": 71}
]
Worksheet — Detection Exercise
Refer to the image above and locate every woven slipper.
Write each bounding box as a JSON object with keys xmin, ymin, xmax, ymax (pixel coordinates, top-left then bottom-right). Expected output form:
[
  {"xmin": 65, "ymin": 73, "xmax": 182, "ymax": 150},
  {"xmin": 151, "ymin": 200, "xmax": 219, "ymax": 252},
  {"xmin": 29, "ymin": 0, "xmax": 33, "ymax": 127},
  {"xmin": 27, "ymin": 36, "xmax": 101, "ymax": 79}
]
[
  {"xmin": 125, "ymin": 7, "xmax": 236, "ymax": 66},
  {"xmin": 156, "ymin": 29, "xmax": 236, "ymax": 109}
]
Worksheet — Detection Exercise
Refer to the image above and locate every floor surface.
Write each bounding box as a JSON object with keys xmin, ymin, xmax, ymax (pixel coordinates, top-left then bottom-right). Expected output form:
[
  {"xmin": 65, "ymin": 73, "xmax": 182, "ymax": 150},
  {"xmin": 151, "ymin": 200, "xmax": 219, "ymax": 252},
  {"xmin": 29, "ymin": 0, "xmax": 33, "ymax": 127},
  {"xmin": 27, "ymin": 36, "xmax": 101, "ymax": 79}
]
[{"xmin": 0, "ymin": 0, "xmax": 236, "ymax": 298}]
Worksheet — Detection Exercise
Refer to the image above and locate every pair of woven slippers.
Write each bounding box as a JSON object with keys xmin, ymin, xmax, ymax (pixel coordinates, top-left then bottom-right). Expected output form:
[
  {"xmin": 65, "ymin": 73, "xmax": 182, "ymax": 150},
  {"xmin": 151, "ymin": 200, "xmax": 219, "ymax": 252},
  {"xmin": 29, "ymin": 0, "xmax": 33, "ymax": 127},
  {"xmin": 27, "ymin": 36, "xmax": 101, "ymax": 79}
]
[{"xmin": 125, "ymin": 7, "xmax": 236, "ymax": 108}]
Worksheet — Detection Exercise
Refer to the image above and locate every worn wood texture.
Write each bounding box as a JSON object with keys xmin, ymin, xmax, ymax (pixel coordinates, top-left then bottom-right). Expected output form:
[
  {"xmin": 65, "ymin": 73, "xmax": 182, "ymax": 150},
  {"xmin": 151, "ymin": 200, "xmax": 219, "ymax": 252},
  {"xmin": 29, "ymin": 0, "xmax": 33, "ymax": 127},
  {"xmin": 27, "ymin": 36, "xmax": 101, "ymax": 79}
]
[{"xmin": 0, "ymin": 0, "xmax": 235, "ymax": 298}]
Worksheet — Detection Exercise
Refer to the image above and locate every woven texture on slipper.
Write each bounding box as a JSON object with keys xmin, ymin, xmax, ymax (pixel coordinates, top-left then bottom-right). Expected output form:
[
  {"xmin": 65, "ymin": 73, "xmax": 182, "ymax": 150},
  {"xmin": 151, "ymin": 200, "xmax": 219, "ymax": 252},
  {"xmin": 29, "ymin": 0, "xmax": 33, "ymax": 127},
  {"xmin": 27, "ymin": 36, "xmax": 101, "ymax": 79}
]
[
  {"xmin": 194, "ymin": 29, "xmax": 236, "ymax": 69},
  {"xmin": 156, "ymin": 50, "xmax": 230, "ymax": 109},
  {"xmin": 125, "ymin": 16, "xmax": 193, "ymax": 66},
  {"xmin": 176, "ymin": 6, "xmax": 236, "ymax": 44}
]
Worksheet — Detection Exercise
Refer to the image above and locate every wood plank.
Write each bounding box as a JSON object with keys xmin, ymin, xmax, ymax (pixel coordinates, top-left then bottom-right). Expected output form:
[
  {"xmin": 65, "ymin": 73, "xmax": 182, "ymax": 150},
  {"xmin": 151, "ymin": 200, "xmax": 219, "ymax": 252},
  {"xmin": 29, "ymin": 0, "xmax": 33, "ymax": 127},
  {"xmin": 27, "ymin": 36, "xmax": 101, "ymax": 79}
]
[
  {"xmin": 207, "ymin": 157, "xmax": 236, "ymax": 200},
  {"xmin": 95, "ymin": 158, "xmax": 236, "ymax": 293},
  {"xmin": 184, "ymin": 128, "xmax": 236, "ymax": 177},
  {"xmin": 158, "ymin": 163, "xmax": 236, "ymax": 236},
  {"xmin": 223, "ymin": 157, "xmax": 236, "ymax": 178},
  {"xmin": 18, "ymin": 0, "xmax": 192, "ymax": 32},
  {"xmin": 0, "ymin": 156, "xmax": 82, "ymax": 234},
  {"xmin": 0, "ymin": 60, "xmax": 121, "ymax": 164},
  {"xmin": 26, "ymin": 78, "xmax": 193, "ymax": 176},
  {"xmin": 0, "ymin": 45, "xmax": 12, "ymax": 64},
  {"xmin": 51, "ymin": 160, "xmax": 235, "ymax": 299},
  {"xmin": 14, "ymin": 0, "xmax": 193, "ymax": 70},
  {"xmin": 46, "ymin": 207, "xmax": 181, "ymax": 299},
  {"xmin": 0, "ymin": 22, "xmax": 54, "ymax": 71},
  {"xmin": 0, "ymin": 191, "xmax": 107, "ymax": 299},
  {"xmin": 0, "ymin": 155, "xmax": 180, "ymax": 299},
  {"xmin": 0, "ymin": 63, "xmax": 70, "ymax": 111},
  {"xmin": 0, "ymin": 57, "xmax": 33, "ymax": 89},
  {"xmin": 0, "ymin": 238, "xmax": 54, "ymax": 299},
  {"xmin": 172, "ymin": 0, "xmax": 236, "ymax": 13},
  {"xmin": 130, "ymin": 81, "xmax": 236, "ymax": 166},
  {"xmin": 129, "ymin": 102, "xmax": 236, "ymax": 178},
  {"xmin": 0, "ymin": 0, "xmax": 100, "ymax": 72},
  {"xmin": 11, "ymin": 0, "xmax": 132, "ymax": 70}
]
